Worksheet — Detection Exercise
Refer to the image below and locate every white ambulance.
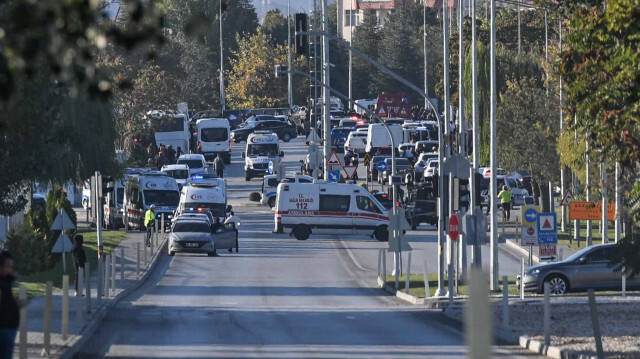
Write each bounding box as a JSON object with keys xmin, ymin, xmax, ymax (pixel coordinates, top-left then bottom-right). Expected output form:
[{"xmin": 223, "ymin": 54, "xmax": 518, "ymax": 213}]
[
  {"xmin": 123, "ymin": 171, "xmax": 180, "ymax": 230},
  {"xmin": 274, "ymin": 183, "xmax": 389, "ymax": 241},
  {"xmin": 242, "ymin": 131, "xmax": 284, "ymax": 181},
  {"xmin": 177, "ymin": 181, "xmax": 230, "ymax": 219}
]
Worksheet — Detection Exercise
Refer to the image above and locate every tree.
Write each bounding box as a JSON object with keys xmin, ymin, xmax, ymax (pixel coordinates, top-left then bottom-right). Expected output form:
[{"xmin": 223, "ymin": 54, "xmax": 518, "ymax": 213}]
[
  {"xmin": 497, "ymin": 77, "xmax": 560, "ymax": 208},
  {"xmin": 351, "ymin": 10, "xmax": 381, "ymax": 100},
  {"xmin": 226, "ymin": 31, "xmax": 308, "ymax": 108},
  {"xmin": 261, "ymin": 9, "xmax": 290, "ymax": 46}
]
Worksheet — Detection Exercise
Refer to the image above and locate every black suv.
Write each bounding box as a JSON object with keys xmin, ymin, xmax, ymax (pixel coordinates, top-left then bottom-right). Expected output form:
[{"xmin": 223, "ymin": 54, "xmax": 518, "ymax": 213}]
[
  {"xmin": 405, "ymin": 200, "xmax": 437, "ymax": 229},
  {"xmin": 231, "ymin": 120, "xmax": 297, "ymax": 143}
]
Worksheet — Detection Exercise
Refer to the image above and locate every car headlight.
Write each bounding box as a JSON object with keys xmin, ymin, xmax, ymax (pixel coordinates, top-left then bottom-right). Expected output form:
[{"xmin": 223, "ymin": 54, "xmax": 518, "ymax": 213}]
[{"xmin": 526, "ymin": 269, "xmax": 540, "ymax": 276}]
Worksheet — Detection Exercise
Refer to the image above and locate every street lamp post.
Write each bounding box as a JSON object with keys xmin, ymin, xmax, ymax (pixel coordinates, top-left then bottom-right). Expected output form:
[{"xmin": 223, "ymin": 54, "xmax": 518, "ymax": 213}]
[
  {"xmin": 288, "ymin": 0, "xmax": 293, "ymax": 109},
  {"xmin": 219, "ymin": 1, "xmax": 226, "ymax": 112},
  {"xmin": 489, "ymin": 0, "xmax": 499, "ymax": 291},
  {"xmin": 321, "ymin": 0, "xmax": 331, "ymax": 182}
]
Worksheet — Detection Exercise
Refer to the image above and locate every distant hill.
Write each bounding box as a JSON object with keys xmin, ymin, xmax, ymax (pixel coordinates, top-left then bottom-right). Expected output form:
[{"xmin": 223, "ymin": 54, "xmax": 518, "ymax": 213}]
[{"xmin": 252, "ymin": 0, "xmax": 335, "ymax": 22}]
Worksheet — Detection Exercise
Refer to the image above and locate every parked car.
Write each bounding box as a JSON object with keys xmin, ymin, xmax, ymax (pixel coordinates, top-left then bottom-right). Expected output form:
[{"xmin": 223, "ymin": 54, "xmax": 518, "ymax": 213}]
[
  {"xmin": 231, "ymin": 120, "xmax": 297, "ymax": 143},
  {"xmin": 379, "ymin": 158, "xmax": 412, "ymax": 184},
  {"xmin": 405, "ymin": 200, "xmax": 437, "ymax": 229},
  {"xmin": 517, "ymin": 244, "xmax": 640, "ymax": 295}
]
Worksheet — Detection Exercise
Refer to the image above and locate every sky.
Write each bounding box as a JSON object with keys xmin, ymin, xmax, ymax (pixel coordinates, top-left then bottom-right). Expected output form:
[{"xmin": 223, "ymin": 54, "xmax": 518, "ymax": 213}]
[{"xmin": 252, "ymin": 0, "xmax": 336, "ymax": 22}]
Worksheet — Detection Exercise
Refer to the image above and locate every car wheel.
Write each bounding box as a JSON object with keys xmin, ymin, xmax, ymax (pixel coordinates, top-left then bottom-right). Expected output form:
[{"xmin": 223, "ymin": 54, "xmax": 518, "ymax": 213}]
[
  {"xmin": 245, "ymin": 174, "xmax": 251, "ymax": 181},
  {"xmin": 292, "ymin": 225, "xmax": 311, "ymax": 240},
  {"xmin": 545, "ymin": 274, "xmax": 569, "ymax": 295},
  {"xmin": 374, "ymin": 226, "xmax": 389, "ymax": 242},
  {"xmin": 268, "ymin": 196, "xmax": 276, "ymax": 208},
  {"xmin": 168, "ymin": 251, "xmax": 175, "ymax": 257},
  {"xmin": 282, "ymin": 133, "xmax": 292, "ymax": 142}
]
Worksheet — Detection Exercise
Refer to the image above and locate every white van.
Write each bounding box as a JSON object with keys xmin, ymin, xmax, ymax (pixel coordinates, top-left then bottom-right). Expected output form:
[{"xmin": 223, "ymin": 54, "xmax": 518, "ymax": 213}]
[
  {"xmin": 161, "ymin": 164, "xmax": 190, "ymax": 189},
  {"xmin": 196, "ymin": 118, "xmax": 231, "ymax": 163},
  {"xmin": 344, "ymin": 131, "xmax": 367, "ymax": 154},
  {"xmin": 177, "ymin": 154, "xmax": 206, "ymax": 176},
  {"xmin": 103, "ymin": 178, "xmax": 126, "ymax": 229},
  {"xmin": 242, "ymin": 131, "xmax": 284, "ymax": 181},
  {"xmin": 123, "ymin": 171, "xmax": 180, "ymax": 230},
  {"xmin": 365, "ymin": 123, "xmax": 403, "ymax": 155},
  {"xmin": 261, "ymin": 174, "xmax": 314, "ymax": 208},
  {"xmin": 177, "ymin": 182, "xmax": 229, "ymax": 219},
  {"xmin": 479, "ymin": 168, "xmax": 529, "ymax": 206},
  {"xmin": 274, "ymin": 183, "xmax": 389, "ymax": 241}
]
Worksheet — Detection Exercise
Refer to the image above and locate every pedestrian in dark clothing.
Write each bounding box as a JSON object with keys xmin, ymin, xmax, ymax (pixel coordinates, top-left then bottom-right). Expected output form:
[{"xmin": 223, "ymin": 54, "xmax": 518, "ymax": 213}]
[
  {"xmin": 72, "ymin": 235, "xmax": 87, "ymax": 296},
  {"xmin": 167, "ymin": 145, "xmax": 176, "ymax": 164},
  {"xmin": 0, "ymin": 251, "xmax": 22, "ymax": 359},
  {"xmin": 176, "ymin": 147, "xmax": 184, "ymax": 160},
  {"xmin": 213, "ymin": 153, "xmax": 225, "ymax": 178}
]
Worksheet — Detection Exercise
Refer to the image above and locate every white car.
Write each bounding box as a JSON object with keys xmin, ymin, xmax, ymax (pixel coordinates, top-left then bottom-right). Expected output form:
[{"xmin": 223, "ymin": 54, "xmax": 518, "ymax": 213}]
[
  {"xmin": 344, "ymin": 131, "xmax": 367, "ymax": 154},
  {"xmin": 177, "ymin": 154, "xmax": 207, "ymax": 176},
  {"xmin": 260, "ymin": 174, "xmax": 315, "ymax": 208},
  {"xmin": 423, "ymin": 159, "xmax": 439, "ymax": 179}
]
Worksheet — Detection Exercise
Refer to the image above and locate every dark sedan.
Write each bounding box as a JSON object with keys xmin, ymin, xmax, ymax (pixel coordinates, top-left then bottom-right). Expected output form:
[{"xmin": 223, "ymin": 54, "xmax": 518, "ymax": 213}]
[
  {"xmin": 231, "ymin": 120, "xmax": 297, "ymax": 143},
  {"xmin": 405, "ymin": 200, "xmax": 437, "ymax": 229},
  {"xmin": 517, "ymin": 244, "xmax": 640, "ymax": 294}
]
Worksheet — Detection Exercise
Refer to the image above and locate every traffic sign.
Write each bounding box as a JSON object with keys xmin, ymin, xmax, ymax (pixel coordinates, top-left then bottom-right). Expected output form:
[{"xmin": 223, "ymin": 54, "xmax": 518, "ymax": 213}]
[
  {"xmin": 448, "ymin": 214, "xmax": 460, "ymax": 242},
  {"xmin": 539, "ymin": 244, "xmax": 557, "ymax": 260},
  {"xmin": 268, "ymin": 161, "xmax": 274, "ymax": 174},
  {"xmin": 51, "ymin": 209, "xmax": 75, "ymax": 230},
  {"xmin": 559, "ymin": 189, "xmax": 573, "ymax": 206},
  {"xmin": 521, "ymin": 206, "xmax": 539, "ymax": 246},
  {"xmin": 376, "ymin": 161, "xmax": 388, "ymax": 173},
  {"xmin": 51, "ymin": 233, "xmax": 73, "ymax": 253},
  {"xmin": 569, "ymin": 201, "xmax": 616, "ymax": 221},
  {"xmin": 326, "ymin": 151, "xmax": 342, "ymax": 166},
  {"xmin": 343, "ymin": 165, "xmax": 358, "ymax": 179},
  {"xmin": 328, "ymin": 170, "xmax": 340, "ymax": 183},
  {"xmin": 363, "ymin": 153, "xmax": 371, "ymax": 166},
  {"xmin": 537, "ymin": 212, "xmax": 557, "ymax": 245},
  {"xmin": 306, "ymin": 130, "xmax": 321, "ymax": 144}
]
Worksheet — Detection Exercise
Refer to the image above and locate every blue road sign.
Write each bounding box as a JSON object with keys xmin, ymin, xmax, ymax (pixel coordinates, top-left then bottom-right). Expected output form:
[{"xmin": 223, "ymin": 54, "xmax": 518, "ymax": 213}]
[
  {"xmin": 268, "ymin": 161, "xmax": 274, "ymax": 174},
  {"xmin": 537, "ymin": 212, "xmax": 558, "ymax": 244},
  {"xmin": 328, "ymin": 170, "xmax": 340, "ymax": 183},
  {"xmin": 524, "ymin": 208, "xmax": 538, "ymax": 223},
  {"xmin": 376, "ymin": 161, "xmax": 388, "ymax": 173}
]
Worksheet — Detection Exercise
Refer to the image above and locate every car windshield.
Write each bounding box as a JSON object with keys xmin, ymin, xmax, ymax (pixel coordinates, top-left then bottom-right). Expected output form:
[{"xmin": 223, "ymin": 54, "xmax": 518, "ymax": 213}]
[
  {"xmin": 201, "ymin": 128, "xmax": 228, "ymax": 142},
  {"xmin": 178, "ymin": 159, "xmax": 203, "ymax": 169},
  {"xmin": 332, "ymin": 129, "xmax": 351, "ymax": 136},
  {"xmin": 143, "ymin": 190, "xmax": 180, "ymax": 207},
  {"xmin": 165, "ymin": 169, "xmax": 189, "ymax": 179},
  {"xmin": 387, "ymin": 158, "xmax": 411, "ymax": 166},
  {"xmin": 172, "ymin": 222, "xmax": 211, "ymax": 233},
  {"xmin": 248, "ymin": 144, "xmax": 278, "ymax": 156}
]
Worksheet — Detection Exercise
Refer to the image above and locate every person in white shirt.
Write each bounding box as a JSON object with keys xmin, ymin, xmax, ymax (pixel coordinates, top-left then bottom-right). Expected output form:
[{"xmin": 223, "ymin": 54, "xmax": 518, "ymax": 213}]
[{"xmin": 224, "ymin": 211, "xmax": 240, "ymax": 253}]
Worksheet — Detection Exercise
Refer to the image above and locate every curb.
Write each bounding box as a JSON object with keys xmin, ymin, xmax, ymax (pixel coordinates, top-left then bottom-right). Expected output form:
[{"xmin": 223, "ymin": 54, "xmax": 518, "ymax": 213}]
[
  {"xmin": 56, "ymin": 237, "xmax": 168, "ymax": 359},
  {"xmin": 504, "ymin": 238, "xmax": 541, "ymax": 265},
  {"xmin": 376, "ymin": 277, "xmax": 468, "ymax": 309},
  {"xmin": 518, "ymin": 336, "xmax": 596, "ymax": 359}
]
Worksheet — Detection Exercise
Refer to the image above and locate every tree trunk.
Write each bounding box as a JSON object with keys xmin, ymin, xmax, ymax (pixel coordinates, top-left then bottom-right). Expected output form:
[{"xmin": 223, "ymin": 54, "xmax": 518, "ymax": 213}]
[
  {"xmin": 540, "ymin": 181, "xmax": 550, "ymax": 212},
  {"xmin": 531, "ymin": 177, "xmax": 541, "ymax": 206}
]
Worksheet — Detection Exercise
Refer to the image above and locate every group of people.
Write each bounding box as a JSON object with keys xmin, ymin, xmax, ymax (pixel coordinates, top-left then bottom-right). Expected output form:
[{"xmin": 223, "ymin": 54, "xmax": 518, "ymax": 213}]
[{"xmin": 147, "ymin": 144, "xmax": 185, "ymax": 170}]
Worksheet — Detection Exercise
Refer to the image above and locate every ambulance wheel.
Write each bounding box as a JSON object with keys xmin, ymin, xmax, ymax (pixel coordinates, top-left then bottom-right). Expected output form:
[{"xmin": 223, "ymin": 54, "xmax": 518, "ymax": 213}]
[
  {"xmin": 168, "ymin": 251, "xmax": 175, "ymax": 257},
  {"xmin": 268, "ymin": 196, "xmax": 276, "ymax": 208},
  {"xmin": 293, "ymin": 225, "xmax": 311, "ymax": 241},
  {"xmin": 282, "ymin": 133, "xmax": 292, "ymax": 142},
  {"xmin": 374, "ymin": 226, "xmax": 389, "ymax": 242}
]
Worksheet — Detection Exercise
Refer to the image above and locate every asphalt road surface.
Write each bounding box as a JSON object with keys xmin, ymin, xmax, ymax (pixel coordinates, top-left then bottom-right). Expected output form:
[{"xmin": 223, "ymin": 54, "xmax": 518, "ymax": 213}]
[{"xmin": 78, "ymin": 138, "xmax": 539, "ymax": 358}]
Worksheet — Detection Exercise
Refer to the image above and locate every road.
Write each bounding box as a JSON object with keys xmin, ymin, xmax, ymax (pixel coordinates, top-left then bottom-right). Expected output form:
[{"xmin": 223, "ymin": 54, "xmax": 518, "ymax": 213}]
[{"xmin": 78, "ymin": 137, "xmax": 539, "ymax": 358}]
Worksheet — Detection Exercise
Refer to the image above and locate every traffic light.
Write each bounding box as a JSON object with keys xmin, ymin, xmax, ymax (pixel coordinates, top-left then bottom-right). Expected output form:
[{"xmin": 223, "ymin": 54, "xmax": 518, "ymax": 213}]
[
  {"xmin": 102, "ymin": 175, "xmax": 114, "ymax": 194},
  {"xmin": 294, "ymin": 13, "xmax": 308, "ymax": 55},
  {"xmin": 458, "ymin": 178, "xmax": 470, "ymax": 211}
]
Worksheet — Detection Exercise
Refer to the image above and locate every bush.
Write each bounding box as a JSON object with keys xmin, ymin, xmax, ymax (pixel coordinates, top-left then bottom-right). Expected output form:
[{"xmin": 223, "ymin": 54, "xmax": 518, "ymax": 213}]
[
  {"xmin": 5, "ymin": 220, "xmax": 49, "ymax": 274},
  {"xmin": 248, "ymin": 192, "xmax": 261, "ymax": 202}
]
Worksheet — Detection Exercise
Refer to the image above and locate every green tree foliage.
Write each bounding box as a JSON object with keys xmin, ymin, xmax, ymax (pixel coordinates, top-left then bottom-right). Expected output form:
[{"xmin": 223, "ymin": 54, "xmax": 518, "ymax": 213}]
[
  {"xmin": 497, "ymin": 78, "xmax": 560, "ymax": 184},
  {"xmin": 226, "ymin": 31, "xmax": 308, "ymax": 108},
  {"xmin": 351, "ymin": 10, "xmax": 382, "ymax": 100},
  {"xmin": 262, "ymin": 9, "xmax": 290, "ymax": 46}
]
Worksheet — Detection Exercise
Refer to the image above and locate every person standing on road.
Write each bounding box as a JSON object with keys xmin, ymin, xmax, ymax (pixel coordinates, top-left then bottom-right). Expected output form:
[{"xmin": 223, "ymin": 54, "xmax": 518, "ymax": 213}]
[
  {"xmin": 224, "ymin": 211, "xmax": 241, "ymax": 253},
  {"xmin": 145, "ymin": 204, "xmax": 156, "ymax": 247},
  {"xmin": 71, "ymin": 235, "xmax": 87, "ymax": 296},
  {"xmin": 213, "ymin": 153, "xmax": 225, "ymax": 178},
  {"xmin": 405, "ymin": 168, "xmax": 414, "ymax": 202},
  {"xmin": 0, "ymin": 251, "xmax": 23, "ymax": 359},
  {"xmin": 497, "ymin": 185, "xmax": 513, "ymax": 221}
]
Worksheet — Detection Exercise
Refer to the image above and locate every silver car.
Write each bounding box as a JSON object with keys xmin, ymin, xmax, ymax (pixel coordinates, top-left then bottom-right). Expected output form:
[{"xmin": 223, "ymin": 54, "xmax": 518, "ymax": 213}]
[
  {"xmin": 518, "ymin": 244, "xmax": 640, "ymax": 295},
  {"xmin": 168, "ymin": 220, "xmax": 216, "ymax": 257}
]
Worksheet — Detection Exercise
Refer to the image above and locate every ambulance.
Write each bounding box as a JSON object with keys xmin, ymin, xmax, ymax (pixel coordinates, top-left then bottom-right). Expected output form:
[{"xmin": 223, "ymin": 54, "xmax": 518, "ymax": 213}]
[
  {"xmin": 177, "ymin": 181, "xmax": 230, "ymax": 219},
  {"xmin": 123, "ymin": 171, "xmax": 180, "ymax": 230},
  {"xmin": 242, "ymin": 131, "xmax": 284, "ymax": 181},
  {"xmin": 274, "ymin": 183, "xmax": 389, "ymax": 241}
]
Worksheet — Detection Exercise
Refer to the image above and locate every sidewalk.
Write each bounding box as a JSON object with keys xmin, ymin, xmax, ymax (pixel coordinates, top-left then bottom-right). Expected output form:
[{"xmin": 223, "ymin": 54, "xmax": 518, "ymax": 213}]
[{"xmin": 14, "ymin": 229, "xmax": 167, "ymax": 359}]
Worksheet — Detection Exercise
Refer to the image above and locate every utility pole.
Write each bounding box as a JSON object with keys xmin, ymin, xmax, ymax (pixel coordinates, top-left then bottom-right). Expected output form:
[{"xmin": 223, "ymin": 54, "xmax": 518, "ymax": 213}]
[
  {"xmin": 602, "ymin": 161, "xmax": 608, "ymax": 243},
  {"xmin": 489, "ymin": 0, "xmax": 499, "ymax": 291},
  {"xmin": 348, "ymin": 0, "xmax": 353, "ymax": 111},
  {"xmin": 458, "ymin": 0, "xmax": 467, "ymax": 283},
  {"xmin": 321, "ymin": 0, "xmax": 331, "ymax": 180},
  {"xmin": 287, "ymin": 0, "xmax": 293, "ymax": 109},
  {"xmin": 586, "ymin": 131, "xmax": 592, "ymax": 246},
  {"xmin": 470, "ymin": 0, "xmax": 481, "ymax": 269},
  {"xmin": 435, "ymin": 0, "xmax": 450, "ymax": 298},
  {"xmin": 574, "ymin": 114, "xmax": 579, "ymax": 242},
  {"xmin": 615, "ymin": 162, "xmax": 621, "ymax": 242},
  {"xmin": 517, "ymin": 0, "xmax": 521, "ymax": 55},
  {"xmin": 559, "ymin": 20, "xmax": 566, "ymax": 233},
  {"xmin": 219, "ymin": 1, "xmax": 226, "ymax": 112},
  {"xmin": 544, "ymin": 10, "xmax": 548, "ymax": 95},
  {"xmin": 423, "ymin": 0, "xmax": 429, "ymax": 108}
]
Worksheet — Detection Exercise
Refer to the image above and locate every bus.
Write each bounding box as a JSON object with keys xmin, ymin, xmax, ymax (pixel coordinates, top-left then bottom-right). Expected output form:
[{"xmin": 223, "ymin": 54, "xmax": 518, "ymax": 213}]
[{"xmin": 146, "ymin": 111, "xmax": 190, "ymax": 152}]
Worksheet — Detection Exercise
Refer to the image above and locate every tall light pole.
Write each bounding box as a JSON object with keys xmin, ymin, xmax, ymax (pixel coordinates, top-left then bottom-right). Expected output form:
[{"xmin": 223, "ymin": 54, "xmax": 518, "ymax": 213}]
[
  {"xmin": 219, "ymin": 1, "xmax": 226, "ymax": 112},
  {"xmin": 559, "ymin": 20, "xmax": 566, "ymax": 233},
  {"xmin": 586, "ymin": 131, "xmax": 592, "ymax": 246},
  {"xmin": 423, "ymin": 0, "xmax": 429, "ymax": 108},
  {"xmin": 615, "ymin": 162, "xmax": 621, "ymax": 242},
  {"xmin": 287, "ymin": 0, "xmax": 293, "ymax": 109},
  {"xmin": 321, "ymin": 0, "xmax": 331, "ymax": 180},
  {"xmin": 489, "ymin": 0, "xmax": 499, "ymax": 291},
  {"xmin": 348, "ymin": 0, "xmax": 353, "ymax": 111},
  {"xmin": 470, "ymin": 0, "xmax": 481, "ymax": 268},
  {"xmin": 602, "ymin": 161, "xmax": 608, "ymax": 243},
  {"xmin": 458, "ymin": 0, "xmax": 465, "ymax": 156}
]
